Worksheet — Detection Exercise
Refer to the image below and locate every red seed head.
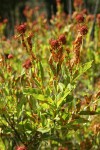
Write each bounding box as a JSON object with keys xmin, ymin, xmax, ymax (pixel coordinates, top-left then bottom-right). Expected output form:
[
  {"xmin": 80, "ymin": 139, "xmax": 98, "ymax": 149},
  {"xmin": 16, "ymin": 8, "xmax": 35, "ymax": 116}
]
[
  {"xmin": 0, "ymin": 23, "xmax": 3, "ymax": 27},
  {"xmin": 23, "ymin": 58, "xmax": 32, "ymax": 69},
  {"xmin": 76, "ymin": 14, "xmax": 84, "ymax": 23},
  {"xmin": 49, "ymin": 39, "xmax": 59, "ymax": 49},
  {"xmin": 97, "ymin": 14, "xmax": 100, "ymax": 20},
  {"xmin": 86, "ymin": 15, "xmax": 94, "ymax": 22},
  {"xmin": 79, "ymin": 25, "xmax": 88, "ymax": 35},
  {"xmin": 33, "ymin": 20, "xmax": 37, "ymax": 26},
  {"xmin": 8, "ymin": 54, "xmax": 14, "ymax": 59},
  {"xmin": 15, "ymin": 145, "xmax": 27, "ymax": 150},
  {"xmin": 2, "ymin": 36, "xmax": 6, "ymax": 41},
  {"xmin": 3, "ymin": 18, "xmax": 8, "ymax": 24},
  {"xmin": 56, "ymin": 23, "xmax": 63, "ymax": 30},
  {"xmin": 74, "ymin": 0, "xmax": 83, "ymax": 8},
  {"xmin": 56, "ymin": 0, "xmax": 61, "ymax": 4},
  {"xmin": 35, "ymin": 6, "xmax": 39, "ymax": 11},
  {"xmin": 82, "ymin": 9, "xmax": 88, "ymax": 15},
  {"xmin": 58, "ymin": 34, "xmax": 66, "ymax": 44},
  {"xmin": 16, "ymin": 23, "xmax": 27, "ymax": 34},
  {"xmin": 97, "ymin": 14, "xmax": 100, "ymax": 26}
]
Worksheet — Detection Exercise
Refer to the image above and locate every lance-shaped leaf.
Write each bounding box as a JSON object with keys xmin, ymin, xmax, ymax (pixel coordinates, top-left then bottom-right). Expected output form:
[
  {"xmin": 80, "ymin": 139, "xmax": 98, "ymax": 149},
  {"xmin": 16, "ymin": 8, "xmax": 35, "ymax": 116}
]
[
  {"xmin": 73, "ymin": 60, "xmax": 93, "ymax": 81},
  {"xmin": 57, "ymin": 84, "xmax": 75, "ymax": 107},
  {"xmin": 23, "ymin": 88, "xmax": 53, "ymax": 106},
  {"xmin": 37, "ymin": 127, "xmax": 50, "ymax": 134},
  {"xmin": 79, "ymin": 111, "xmax": 100, "ymax": 115},
  {"xmin": 39, "ymin": 62, "xmax": 44, "ymax": 83}
]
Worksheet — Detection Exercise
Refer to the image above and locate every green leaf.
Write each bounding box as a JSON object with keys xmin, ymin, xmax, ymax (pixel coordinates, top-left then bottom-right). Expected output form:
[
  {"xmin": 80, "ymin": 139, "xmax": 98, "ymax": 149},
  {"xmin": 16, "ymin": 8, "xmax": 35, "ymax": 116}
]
[
  {"xmin": 57, "ymin": 83, "xmax": 65, "ymax": 92},
  {"xmin": 26, "ymin": 112, "xmax": 32, "ymax": 118},
  {"xmin": 23, "ymin": 88, "xmax": 41, "ymax": 95},
  {"xmin": 0, "ymin": 138, "xmax": 5, "ymax": 150},
  {"xmin": 54, "ymin": 115, "xmax": 60, "ymax": 121},
  {"xmin": 37, "ymin": 127, "xmax": 50, "ymax": 134},
  {"xmin": 79, "ymin": 111, "xmax": 99, "ymax": 115},
  {"xmin": 23, "ymin": 89, "xmax": 53, "ymax": 106},
  {"xmin": 39, "ymin": 62, "xmax": 44, "ymax": 83},
  {"xmin": 32, "ymin": 94, "xmax": 53, "ymax": 103},
  {"xmin": 62, "ymin": 113, "xmax": 69, "ymax": 120},
  {"xmin": 74, "ymin": 117, "xmax": 89, "ymax": 123},
  {"xmin": 57, "ymin": 84, "xmax": 75, "ymax": 107},
  {"xmin": 73, "ymin": 60, "xmax": 93, "ymax": 81},
  {"xmin": 33, "ymin": 78, "xmax": 41, "ymax": 87},
  {"xmin": 57, "ymin": 63, "xmax": 61, "ymax": 75},
  {"xmin": 66, "ymin": 95, "xmax": 73, "ymax": 103}
]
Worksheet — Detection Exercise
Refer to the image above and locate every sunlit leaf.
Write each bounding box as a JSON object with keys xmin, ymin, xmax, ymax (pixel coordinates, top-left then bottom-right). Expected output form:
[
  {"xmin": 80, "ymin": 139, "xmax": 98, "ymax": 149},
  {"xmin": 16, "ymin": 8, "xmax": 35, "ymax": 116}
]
[{"xmin": 37, "ymin": 127, "xmax": 50, "ymax": 134}]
